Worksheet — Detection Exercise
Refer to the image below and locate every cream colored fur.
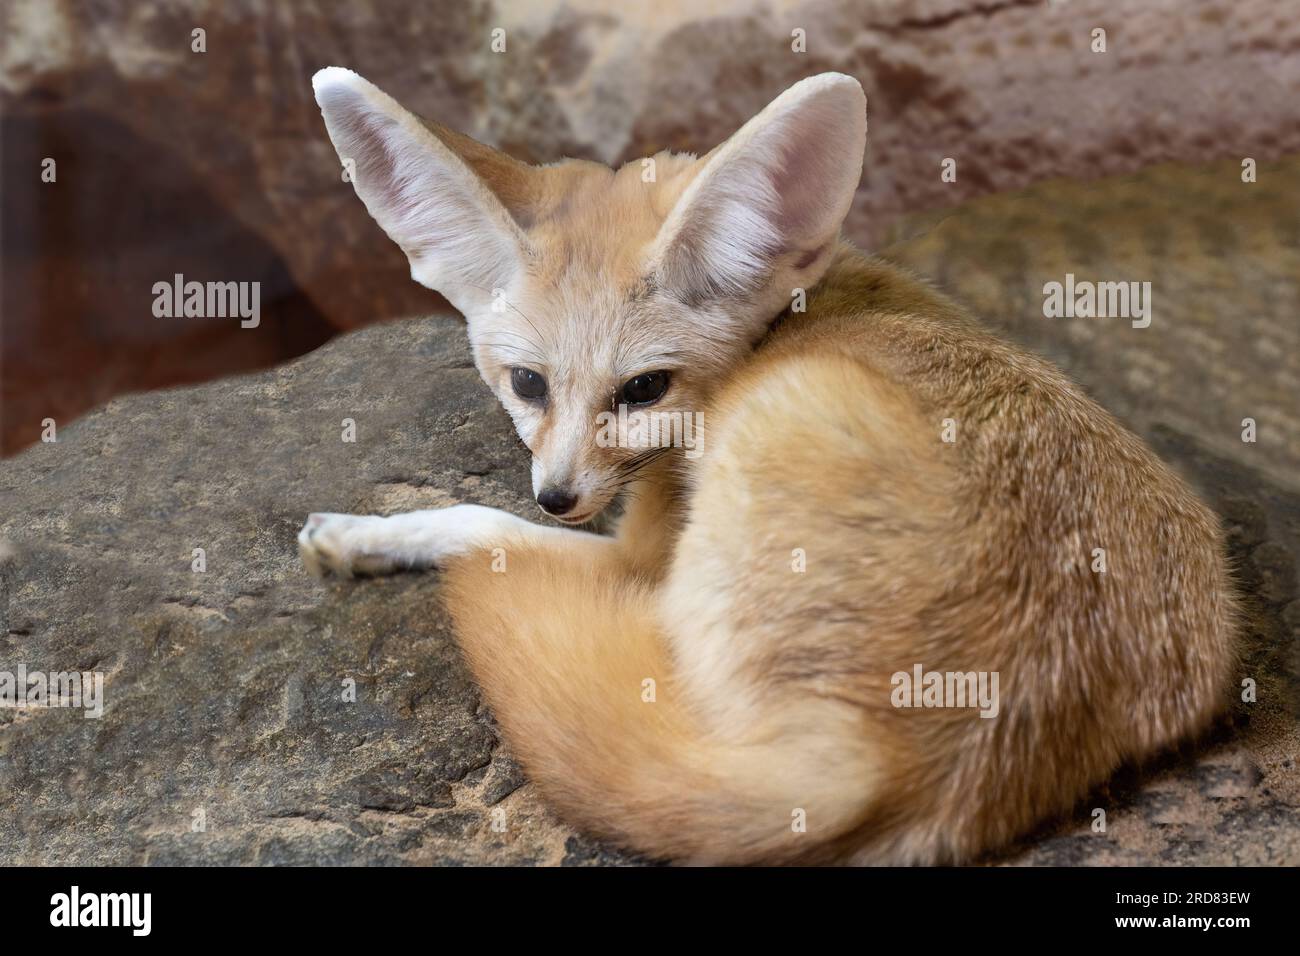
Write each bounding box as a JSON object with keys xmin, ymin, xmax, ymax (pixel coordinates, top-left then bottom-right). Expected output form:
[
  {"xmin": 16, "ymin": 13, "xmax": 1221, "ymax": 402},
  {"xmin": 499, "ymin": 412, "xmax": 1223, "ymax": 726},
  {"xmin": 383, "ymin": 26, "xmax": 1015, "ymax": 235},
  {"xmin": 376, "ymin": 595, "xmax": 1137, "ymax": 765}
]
[{"xmin": 299, "ymin": 69, "xmax": 1239, "ymax": 864}]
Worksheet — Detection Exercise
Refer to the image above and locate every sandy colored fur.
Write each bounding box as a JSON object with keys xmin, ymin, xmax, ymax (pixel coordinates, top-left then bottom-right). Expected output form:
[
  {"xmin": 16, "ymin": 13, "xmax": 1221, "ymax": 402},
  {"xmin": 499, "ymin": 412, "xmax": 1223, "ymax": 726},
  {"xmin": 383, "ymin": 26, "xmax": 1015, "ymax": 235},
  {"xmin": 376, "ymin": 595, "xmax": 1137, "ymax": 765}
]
[
  {"xmin": 440, "ymin": 247, "xmax": 1238, "ymax": 864},
  {"xmin": 310, "ymin": 70, "xmax": 1240, "ymax": 865}
]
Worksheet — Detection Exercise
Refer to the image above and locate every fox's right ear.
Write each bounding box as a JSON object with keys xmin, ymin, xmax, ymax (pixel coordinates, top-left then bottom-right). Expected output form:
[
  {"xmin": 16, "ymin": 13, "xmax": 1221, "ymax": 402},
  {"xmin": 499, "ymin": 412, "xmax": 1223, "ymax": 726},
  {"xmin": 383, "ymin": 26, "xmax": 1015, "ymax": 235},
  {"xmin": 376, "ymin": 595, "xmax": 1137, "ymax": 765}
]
[
  {"xmin": 649, "ymin": 73, "xmax": 866, "ymax": 309},
  {"xmin": 312, "ymin": 67, "xmax": 538, "ymax": 315}
]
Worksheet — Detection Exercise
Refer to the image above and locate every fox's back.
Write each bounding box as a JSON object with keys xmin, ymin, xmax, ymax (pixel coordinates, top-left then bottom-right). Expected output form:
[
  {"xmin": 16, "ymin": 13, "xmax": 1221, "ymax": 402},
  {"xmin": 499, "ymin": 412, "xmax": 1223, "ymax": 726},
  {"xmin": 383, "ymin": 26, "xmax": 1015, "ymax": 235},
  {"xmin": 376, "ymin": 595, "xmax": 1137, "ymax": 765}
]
[{"xmin": 671, "ymin": 245, "xmax": 1239, "ymax": 860}]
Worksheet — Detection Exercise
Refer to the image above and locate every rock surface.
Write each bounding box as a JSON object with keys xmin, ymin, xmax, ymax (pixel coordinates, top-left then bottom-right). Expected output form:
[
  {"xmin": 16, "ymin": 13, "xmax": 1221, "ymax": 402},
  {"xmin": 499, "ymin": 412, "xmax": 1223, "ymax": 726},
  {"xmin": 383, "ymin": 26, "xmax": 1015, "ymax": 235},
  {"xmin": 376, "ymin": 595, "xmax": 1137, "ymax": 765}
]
[
  {"xmin": 1, "ymin": 315, "xmax": 597, "ymax": 864},
  {"xmin": 1, "ymin": 154, "xmax": 1298, "ymax": 865}
]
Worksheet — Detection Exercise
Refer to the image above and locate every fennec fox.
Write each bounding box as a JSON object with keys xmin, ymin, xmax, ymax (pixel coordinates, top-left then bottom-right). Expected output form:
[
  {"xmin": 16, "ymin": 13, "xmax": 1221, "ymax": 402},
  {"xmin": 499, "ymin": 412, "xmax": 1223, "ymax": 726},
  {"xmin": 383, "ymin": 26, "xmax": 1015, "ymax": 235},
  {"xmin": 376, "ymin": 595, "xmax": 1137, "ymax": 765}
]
[{"xmin": 300, "ymin": 68, "xmax": 1239, "ymax": 864}]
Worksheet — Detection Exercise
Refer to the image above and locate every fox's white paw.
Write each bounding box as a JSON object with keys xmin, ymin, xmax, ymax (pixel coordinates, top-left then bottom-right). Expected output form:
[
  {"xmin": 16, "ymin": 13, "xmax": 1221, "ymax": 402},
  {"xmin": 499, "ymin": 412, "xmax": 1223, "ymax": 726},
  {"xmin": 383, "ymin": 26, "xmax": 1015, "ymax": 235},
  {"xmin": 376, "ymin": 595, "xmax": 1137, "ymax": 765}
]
[
  {"xmin": 298, "ymin": 512, "xmax": 399, "ymax": 578},
  {"xmin": 298, "ymin": 505, "xmax": 526, "ymax": 579}
]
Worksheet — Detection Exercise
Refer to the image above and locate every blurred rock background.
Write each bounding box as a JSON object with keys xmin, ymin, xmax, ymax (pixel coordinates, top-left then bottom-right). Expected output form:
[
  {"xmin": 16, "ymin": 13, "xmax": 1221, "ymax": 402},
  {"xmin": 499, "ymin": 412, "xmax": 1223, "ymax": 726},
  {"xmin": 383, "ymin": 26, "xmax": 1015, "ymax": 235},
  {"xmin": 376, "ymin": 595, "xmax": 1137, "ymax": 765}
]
[
  {"xmin": 2, "ymin": 0, "xmax": 1299, "ymax": 866},
  {"xmin": 2, "ymin": 0, "xmax": 1298, "ymax": 453}
]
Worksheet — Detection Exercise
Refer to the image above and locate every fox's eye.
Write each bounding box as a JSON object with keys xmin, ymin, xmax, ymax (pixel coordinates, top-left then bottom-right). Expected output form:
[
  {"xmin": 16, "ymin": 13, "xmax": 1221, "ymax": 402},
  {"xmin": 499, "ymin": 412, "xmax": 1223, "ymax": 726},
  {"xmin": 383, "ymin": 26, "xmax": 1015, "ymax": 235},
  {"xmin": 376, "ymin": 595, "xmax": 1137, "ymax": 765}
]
[
  {"xmin": 511, "ymin": 367, "xmax": 548, "ymax": 400},
  {"xmin": 620, "ymin": 371, "xmax": 671, "ymax": 406}
]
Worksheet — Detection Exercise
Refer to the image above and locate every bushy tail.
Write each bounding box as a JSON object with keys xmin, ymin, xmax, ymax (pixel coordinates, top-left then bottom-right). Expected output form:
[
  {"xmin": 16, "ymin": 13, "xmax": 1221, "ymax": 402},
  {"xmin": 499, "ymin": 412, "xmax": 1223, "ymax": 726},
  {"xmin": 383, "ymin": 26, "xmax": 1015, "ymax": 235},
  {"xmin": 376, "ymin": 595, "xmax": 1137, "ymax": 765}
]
[{"xmin": 440, "ymin": 541, "xmax": 878, "ymax": 865}]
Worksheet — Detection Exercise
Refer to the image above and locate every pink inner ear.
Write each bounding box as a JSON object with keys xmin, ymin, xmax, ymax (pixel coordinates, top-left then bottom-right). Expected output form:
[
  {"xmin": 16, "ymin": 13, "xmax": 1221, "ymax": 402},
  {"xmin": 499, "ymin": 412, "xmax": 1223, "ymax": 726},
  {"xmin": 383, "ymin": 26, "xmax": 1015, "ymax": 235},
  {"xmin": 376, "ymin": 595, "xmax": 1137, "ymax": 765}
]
[
  {"xmin": 758, "ymin": 92, "xmax": 864, "ymax": 249},
  {"xmin": 319, "ymin": 84, "xmax": 395, "ymax": 178},
  {"xmin": 317, "ymin": 83, "xmax": 421, "ymax": 240},
  {"xmin": 316, "ymin": 79, "xmax": 529, "ymax": 304},
  {"xmin": 793, "ymin": 244, "xmax": 829, "ymax": 270},
  {"xmin": 658, "ymin": 83, "xmax": 863, "ymax": 300}
]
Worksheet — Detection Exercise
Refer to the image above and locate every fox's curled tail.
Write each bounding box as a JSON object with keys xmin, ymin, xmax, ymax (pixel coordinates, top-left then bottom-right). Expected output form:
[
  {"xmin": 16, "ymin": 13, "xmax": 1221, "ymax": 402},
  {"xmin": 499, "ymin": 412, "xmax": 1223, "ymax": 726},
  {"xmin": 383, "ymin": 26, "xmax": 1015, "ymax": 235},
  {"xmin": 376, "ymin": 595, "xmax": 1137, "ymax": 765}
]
[
  {"xmin": 442, "ymin": 541, "xmax": 882, "ymax": 865},
  {"xmin": 440, "ymin": 353, "xmax": 951, "ymax": 865}
]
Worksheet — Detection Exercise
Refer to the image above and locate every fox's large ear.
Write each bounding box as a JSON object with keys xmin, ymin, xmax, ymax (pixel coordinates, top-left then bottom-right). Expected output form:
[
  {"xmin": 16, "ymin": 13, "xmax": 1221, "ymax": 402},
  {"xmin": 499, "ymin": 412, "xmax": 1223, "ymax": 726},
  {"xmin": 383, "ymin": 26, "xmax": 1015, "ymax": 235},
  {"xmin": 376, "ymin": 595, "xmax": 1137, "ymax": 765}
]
[
  {"xmin": 649, "ymin": 73, "xmax": 866, "ymax": 304},
  {"xmin": 312, "ymin": 67, "xmax": 538, "ymax": 314}
]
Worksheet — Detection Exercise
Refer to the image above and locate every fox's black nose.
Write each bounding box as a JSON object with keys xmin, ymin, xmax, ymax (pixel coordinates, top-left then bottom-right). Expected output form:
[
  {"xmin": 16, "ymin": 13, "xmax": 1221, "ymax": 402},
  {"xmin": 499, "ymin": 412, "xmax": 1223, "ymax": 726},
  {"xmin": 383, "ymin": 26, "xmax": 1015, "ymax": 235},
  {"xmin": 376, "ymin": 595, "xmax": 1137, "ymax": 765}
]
[{"xmin": 537, "ymin": 488, "xmax": 579, "ymax": 516}]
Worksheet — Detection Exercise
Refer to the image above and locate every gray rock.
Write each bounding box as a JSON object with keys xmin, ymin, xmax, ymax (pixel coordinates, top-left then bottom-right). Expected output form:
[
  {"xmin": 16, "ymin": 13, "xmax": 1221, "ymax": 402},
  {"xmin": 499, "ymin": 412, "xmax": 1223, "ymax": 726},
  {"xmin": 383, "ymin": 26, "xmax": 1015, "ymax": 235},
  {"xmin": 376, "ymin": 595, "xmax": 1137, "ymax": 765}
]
[
  {"xmin": 2, "ymin": 153, "xmax": 1297, "ymax": 865},
  {"xmin": 0, "ymin": 315, "xmax": 607, "ymax": 865}
]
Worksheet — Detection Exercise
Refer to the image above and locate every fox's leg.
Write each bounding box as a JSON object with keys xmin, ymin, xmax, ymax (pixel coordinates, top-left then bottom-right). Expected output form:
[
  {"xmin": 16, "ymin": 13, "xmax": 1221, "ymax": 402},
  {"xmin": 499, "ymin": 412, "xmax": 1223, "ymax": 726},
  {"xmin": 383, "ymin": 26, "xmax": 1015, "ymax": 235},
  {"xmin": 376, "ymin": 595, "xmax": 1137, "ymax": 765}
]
[{"xmin": 297, "ymin": 504, "xmax": 611, "ymax": 578}]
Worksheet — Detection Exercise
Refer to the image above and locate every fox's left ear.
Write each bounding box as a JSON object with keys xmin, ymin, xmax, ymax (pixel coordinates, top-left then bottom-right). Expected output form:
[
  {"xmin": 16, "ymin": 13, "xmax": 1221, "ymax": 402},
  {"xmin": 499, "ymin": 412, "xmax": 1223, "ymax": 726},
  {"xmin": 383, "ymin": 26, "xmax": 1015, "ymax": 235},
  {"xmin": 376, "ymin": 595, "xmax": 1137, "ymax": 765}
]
[
  {"xmin": 312, "ymin": 67, "xmax": 540, "ymax": 315},
  {"xmin": 649, "ymin": 73, "xmax": 866, "ymax": 306}
]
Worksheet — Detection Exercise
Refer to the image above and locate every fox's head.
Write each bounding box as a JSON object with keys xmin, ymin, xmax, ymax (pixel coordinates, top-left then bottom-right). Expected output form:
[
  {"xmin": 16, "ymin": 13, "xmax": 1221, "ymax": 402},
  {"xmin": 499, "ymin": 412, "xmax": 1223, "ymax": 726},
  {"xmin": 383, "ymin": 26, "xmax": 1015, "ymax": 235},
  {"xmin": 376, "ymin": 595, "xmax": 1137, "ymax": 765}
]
[{"xmin": 312, "ymin": 68, "xmax": 866, "ymax": 523}]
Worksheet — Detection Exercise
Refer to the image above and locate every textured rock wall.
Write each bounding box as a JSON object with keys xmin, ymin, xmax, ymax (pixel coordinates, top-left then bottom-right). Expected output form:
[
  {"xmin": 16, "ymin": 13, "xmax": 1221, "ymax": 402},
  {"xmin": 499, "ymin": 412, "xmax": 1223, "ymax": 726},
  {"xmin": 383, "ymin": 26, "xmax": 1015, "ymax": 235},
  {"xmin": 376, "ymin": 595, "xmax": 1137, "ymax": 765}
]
[{"xmin": 3, "ymin": 0, "xmax": 1298, "ymax": 451}]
